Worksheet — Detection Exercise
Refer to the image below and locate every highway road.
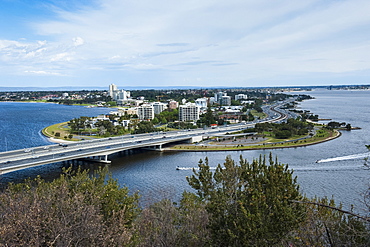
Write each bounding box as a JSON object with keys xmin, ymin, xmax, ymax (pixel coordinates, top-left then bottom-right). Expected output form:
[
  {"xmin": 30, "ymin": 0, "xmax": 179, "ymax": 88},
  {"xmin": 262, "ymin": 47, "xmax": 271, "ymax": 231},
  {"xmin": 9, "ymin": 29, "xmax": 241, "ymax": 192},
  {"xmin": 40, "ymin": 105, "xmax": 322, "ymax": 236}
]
[{"xmin": 0, "ymin": 100, "xmax": 292, "ymax": 174}]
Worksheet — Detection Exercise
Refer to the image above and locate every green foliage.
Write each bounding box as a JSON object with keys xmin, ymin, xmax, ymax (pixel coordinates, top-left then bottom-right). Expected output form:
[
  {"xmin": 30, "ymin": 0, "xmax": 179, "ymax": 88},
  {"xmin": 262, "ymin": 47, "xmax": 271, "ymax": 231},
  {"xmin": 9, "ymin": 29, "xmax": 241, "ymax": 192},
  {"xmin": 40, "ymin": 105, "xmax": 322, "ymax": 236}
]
[
  {"xmin": 255, "ymin": 118, "xmax": 313, "ymax": 139},
  {"xmin": 134, "ymin": 193, "xmax": 210, "ymax": 247},
  {"xmin": 0, "ymin": 155, "xmax": 368, "ymax": 246},
  {"xmin": 167, "ymin": 121, "xmax": 197, "ymax": 129},
  {"xmin": 0, "ymin": 166, "xmax": 140, "ymax": 246},
  {"xmin": 275, "ymin": 129, "xmax": 292, "ymax": 139},
  {"xmin": 327, "ymin": 121, "xmax": 341, "ymax": 129},
  {"xmin": 254, "ymin": 105, "xmax": 263, "ymax": 113},
  {"xmin": 157, "ymin": 109, "xmax": 178, "ymax": 123},
  {"xmin": 107, "ymin": 101, "xmax": 117, "ymax": 106},
  {"xmin": 152, "ymin": 117, "xmax": 159, "ymax": 125},
  {"xmin": 197, "ymin": 107, "xmax": 217, "ymax": 127},
  {"xmin": 68, "ymin": 116, "xmax": 91, "ymax": 134},
  {"xmin": 133, "ymin": 121, "xmax": 157, "ymax": 134},
  {"xmin": 187, "ymin": 154, "xmax": 305, "ymax": 246},
  {"xmin": 287, "ymin": 197, "xmax": 370, "ymax": 246}
]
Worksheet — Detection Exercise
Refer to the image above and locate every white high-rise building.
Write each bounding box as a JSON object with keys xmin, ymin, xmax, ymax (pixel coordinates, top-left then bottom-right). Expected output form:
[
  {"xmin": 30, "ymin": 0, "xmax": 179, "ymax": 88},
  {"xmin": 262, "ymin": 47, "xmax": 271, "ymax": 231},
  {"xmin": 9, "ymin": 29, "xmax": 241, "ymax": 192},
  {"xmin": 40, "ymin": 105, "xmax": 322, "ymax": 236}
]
[
  {"xmin": 116, "ymin": 90, "xmax": 130, "ymax": 101},
  {"xmin": 221, "ymin": 96, "xmax": 231, "ymax": 106},
  {"xmin": 214, "ymin": 92, "xmax": 227, "ymax": 104},
  {"xmin": 152, "ymin": 102, "xmax": 167, "ymax": 114},
  {"xmin": 179, "ymin": 103, "xmax": 200, "ymax": 122},
  {"xmin": 109, "ymin": 84, "xmax": 118, "ymax": 98},
  {"xmin": 108, "ymin": 84, "xmax": 130, "ymax": 103},
  {"xmin": 137, "ymin": 104, "xmax": 154, "ymax": 120}
]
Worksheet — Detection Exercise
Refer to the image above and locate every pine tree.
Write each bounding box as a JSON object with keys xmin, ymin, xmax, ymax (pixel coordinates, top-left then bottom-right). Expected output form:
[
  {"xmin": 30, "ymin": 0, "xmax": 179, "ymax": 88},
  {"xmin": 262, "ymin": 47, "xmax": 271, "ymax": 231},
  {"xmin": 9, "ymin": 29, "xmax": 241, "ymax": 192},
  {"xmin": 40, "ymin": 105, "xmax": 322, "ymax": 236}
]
[{"xmin": 187, "ymin": 154, "xmax": 305, "ymax": 246}]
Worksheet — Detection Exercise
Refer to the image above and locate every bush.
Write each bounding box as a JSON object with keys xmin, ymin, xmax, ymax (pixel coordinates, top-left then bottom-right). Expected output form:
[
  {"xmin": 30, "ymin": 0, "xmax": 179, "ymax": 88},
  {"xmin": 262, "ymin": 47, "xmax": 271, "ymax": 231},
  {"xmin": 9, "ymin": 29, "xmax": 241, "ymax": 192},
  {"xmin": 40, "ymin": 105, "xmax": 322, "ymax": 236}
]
[{"xmin": 0, "ymin": 166, "xmax": 140, "ymax": 246}]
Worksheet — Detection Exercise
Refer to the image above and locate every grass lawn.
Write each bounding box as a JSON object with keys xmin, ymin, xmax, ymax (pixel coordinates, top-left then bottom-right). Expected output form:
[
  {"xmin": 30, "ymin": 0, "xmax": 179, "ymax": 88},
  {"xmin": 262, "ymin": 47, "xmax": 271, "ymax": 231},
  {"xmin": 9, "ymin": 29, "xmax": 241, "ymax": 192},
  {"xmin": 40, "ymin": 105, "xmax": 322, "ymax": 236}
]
[
  {"xmin": 250, "ymin": 110, "xmax": 267, "ymax": 119},
  {"xmin": 170, "ymin": 128, "xmax": 337, "ymax": 151},
  {"xmin": 42, "ymin": 122, "xmax": 82, "ymax": 141}
]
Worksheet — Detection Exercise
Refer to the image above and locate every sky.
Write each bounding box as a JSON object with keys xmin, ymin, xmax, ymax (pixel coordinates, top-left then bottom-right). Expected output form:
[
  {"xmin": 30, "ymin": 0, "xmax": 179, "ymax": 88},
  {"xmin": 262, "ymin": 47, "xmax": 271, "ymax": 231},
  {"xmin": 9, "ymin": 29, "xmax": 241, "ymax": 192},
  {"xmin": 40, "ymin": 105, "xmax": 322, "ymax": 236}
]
[{"xmin": 1, "ymin": 0, "xmax": 370, "ymax": 89}]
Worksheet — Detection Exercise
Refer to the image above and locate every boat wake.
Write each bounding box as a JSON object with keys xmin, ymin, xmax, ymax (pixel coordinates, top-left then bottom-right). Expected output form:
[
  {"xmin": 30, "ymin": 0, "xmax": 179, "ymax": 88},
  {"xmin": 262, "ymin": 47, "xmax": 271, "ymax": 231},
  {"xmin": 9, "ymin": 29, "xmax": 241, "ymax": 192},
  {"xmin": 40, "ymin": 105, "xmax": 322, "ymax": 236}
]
[
  {"xmin": 176, "ymin": 166, "xmax": 217, "ymax": 170},
  {"xmin": 316, "ymin": 152, "xmax": 370, "ymax": 163}
]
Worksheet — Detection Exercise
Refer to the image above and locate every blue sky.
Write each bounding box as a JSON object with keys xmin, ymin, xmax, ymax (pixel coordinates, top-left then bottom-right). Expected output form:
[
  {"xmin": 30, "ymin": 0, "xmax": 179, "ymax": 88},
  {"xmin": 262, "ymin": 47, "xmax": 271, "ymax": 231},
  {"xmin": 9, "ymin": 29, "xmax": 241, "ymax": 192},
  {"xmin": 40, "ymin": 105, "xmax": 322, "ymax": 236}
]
[{"xmin": 1, "ymin": 0, "xmax": 370, "ymax": 88}]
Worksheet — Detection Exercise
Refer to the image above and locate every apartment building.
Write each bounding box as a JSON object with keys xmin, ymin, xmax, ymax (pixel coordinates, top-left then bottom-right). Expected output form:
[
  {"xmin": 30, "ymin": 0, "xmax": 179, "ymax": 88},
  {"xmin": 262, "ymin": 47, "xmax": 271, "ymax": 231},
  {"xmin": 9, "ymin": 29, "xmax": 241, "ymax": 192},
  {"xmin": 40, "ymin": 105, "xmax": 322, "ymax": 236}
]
[
  {"xmin": 137, "ymin": 104, "xmax": 154, "ymax": 120},
  {"xmin": 179, "ymin": 103, "xmax": 200, "ymax": 122}
]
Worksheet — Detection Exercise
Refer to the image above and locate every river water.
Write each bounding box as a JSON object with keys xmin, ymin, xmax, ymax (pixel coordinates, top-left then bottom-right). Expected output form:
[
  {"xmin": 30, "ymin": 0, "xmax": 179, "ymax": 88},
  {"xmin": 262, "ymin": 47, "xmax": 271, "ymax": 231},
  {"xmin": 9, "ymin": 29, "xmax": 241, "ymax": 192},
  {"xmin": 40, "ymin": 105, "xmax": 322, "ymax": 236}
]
[{"xmin": 0, "ymin": 91, "xmax": 369, "ymax": 212}]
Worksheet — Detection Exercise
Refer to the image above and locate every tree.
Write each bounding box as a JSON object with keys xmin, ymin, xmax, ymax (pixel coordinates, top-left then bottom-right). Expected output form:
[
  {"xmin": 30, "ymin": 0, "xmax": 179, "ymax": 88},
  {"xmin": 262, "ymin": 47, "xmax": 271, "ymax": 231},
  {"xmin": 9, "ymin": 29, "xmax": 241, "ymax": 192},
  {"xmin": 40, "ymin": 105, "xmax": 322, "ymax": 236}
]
[
  {"xmin": 0, "ymin": 166, "xmax": 140, "ymax": 246},
  {"xmin": 198, "ymin": 107, "xmax": 216, "ymax": 127},
  {"xmin": 186, "ymin": 154, "xmax": 305, "ymax": 246},
  {"xmin": 134, "ymin": 121, "xmax": 157, "ymax": 134},
  {"xmin": 134, "ymin": 192, "xmax": 210, "ymax": 247},
  {"xmin": 287, "ymin": 197, "xmax": 369, "ymax": 246},
  {"xmin": 68, "ymin": 116, "xmax": 91, "ymax": 134},
  {"xmin": 152, "ymin": 117, "xmax": 159, "ymax": 125},
  {"xmin": 275, "ymin": 129, "xmax": 292, "ymax": 139},
  {"xmin": 107, "ymin": 101, "xmax": 117, "ymax": 107},
  {"xmin": 327, "ymin": 121, "xmax": 341, "ymax": 129}
]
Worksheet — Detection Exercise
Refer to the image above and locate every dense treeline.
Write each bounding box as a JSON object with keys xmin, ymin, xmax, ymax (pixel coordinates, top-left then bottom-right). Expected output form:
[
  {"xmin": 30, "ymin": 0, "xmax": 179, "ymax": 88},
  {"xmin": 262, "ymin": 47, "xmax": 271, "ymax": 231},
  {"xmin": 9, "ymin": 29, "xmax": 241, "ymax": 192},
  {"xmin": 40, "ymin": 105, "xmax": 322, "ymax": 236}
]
[
  {"xmin": 0, "ymin": 90, "xmax": 110, "ymax": 103},
  {"xmin": 0, "ymin": 155, "xmax": 368, "ymax": 246},
  {"xmin": 253, "ymin": 118, "xmax": 314, "ymax": 139},
  {"xmin": 131, "ymin": 89, "xmax": 293, "ymax": 104}
]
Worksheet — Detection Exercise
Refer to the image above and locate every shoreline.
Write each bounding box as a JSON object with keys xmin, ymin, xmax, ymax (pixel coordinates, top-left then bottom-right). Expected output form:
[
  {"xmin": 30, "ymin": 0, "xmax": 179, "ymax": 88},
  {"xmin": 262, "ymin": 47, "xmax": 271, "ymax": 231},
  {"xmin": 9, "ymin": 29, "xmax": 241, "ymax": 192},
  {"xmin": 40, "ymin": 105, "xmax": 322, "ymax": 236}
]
[
  {"xmin": 42, "ymin": 120, "xmax": 343, "ymax": 152},
  {"xmin": 47, "ymin": 137, "xmax": 75, "ymax": 144},
  {"xmin": 43, "ymin": 128, "xmax": 341, "ymax": 151},
  {"xmin": 163, "ymin": 130, "xmax": 342, "ymax": 152}
]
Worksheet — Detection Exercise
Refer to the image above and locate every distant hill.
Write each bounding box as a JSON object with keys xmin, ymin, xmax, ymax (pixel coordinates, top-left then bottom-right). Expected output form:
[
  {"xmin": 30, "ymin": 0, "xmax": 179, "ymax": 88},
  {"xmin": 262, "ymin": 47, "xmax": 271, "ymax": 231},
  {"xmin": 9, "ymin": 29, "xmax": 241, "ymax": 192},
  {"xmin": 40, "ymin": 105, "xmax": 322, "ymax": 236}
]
[{"xmin": 0, "ymin": 84, "xmax": 368, "ymax": 92}]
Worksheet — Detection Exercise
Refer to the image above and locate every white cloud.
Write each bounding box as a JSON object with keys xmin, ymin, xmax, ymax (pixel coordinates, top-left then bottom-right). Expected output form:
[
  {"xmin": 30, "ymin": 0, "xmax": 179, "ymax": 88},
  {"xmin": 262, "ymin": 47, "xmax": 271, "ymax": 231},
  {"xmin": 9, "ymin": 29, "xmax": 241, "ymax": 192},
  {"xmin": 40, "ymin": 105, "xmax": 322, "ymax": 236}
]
[
  {"xmin": 24, "ymin": 70, "xmax": 63, "ymax": 76},
  {"xmin": 73, "ymin": 37, "xmax": 84, "ymax": 47},
  {"xmin": 51, "ymin": 52, "xmax": 74, "ymax": 62},
  {"xmin": 2, "ymin": 0, "xmax": 370, "ymax": 86}
]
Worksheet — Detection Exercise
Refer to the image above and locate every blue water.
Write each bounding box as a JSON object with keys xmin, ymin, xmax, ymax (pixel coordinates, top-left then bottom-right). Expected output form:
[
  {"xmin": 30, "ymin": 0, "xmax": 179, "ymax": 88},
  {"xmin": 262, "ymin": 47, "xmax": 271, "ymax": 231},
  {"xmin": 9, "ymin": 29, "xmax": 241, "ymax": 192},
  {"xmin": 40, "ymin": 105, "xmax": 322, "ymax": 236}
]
[
  {"xmin": 0, "ymin": 102, "xmax": 111, "ymax": 151},
  {"xmin": 0, "ymin": 91, "xmax": 369, "ymax": 212}
]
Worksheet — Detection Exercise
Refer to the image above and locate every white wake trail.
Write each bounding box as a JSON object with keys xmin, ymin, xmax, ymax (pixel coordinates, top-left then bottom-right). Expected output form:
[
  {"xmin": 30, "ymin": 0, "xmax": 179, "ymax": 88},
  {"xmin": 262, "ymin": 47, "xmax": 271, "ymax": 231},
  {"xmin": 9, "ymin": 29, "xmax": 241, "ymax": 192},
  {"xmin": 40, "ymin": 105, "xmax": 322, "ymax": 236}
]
[
  {"xmin": 176, "ymin": 166, "xmax": 218, "ymax": 170},
  {"xmin": 317, "ymin": 152, "xmax": 370, "ymax": 163}
]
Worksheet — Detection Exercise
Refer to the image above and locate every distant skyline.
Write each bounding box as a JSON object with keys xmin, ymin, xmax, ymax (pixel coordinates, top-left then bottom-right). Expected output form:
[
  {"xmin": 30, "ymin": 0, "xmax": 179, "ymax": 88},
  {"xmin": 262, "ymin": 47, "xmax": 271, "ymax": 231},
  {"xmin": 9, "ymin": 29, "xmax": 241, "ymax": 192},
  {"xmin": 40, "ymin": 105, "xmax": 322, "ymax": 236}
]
[{"xmin": 1, "ymin": 0, "xmax": 370, "ymax": 88}]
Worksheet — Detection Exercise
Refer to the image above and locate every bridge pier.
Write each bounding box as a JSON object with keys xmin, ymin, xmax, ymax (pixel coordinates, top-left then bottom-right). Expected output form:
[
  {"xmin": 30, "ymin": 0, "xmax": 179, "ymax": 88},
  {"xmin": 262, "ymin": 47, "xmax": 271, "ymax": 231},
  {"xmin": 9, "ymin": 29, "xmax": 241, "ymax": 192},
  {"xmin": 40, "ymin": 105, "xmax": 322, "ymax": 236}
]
[
  {"xmin": 100, "ymin": 155, "xmax": 110, "ymax": 163},
  {"xmin": 144, "ymin": 144, "xmax": 163, "ymax": 152},
  {"xmin": 79, "ymin": 155, "xmax": 111, "ymax": 164}
]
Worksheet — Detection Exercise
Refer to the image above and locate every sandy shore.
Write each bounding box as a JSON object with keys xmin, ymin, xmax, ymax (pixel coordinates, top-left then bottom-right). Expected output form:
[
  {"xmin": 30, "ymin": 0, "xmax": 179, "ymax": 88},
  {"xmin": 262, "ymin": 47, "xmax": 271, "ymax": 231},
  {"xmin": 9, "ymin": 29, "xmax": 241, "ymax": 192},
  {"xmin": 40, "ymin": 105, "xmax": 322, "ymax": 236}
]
[{"xmin": 48, "ymin": 137, "xmax": 75, "ymax": 144}]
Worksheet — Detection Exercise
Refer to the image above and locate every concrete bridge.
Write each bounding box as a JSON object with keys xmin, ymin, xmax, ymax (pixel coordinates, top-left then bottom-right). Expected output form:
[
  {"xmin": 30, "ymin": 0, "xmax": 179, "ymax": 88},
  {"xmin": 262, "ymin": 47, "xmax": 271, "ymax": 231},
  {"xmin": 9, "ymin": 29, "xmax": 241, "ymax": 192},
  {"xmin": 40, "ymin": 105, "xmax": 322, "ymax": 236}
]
[
  {"xmin": 0, "ymin": 101, "xmax": 292, "ymax": 175},
  {"xmin": 0, "ymin": 124, "xmax": 250, "ymax": 175}
]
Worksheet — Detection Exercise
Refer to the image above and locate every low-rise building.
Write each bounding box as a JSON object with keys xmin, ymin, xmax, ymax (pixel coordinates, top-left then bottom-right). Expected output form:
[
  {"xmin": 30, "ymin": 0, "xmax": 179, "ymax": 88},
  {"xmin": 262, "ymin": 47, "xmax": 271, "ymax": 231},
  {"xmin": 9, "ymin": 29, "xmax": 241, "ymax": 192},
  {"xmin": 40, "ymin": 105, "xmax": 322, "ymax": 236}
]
[
  {"xmin": 168, "ymin": 100, "xmax": 179, "ymax": 110},
  {"xmin": 241, "ymin": 100, "xmax": 255, "ymax": 105},
  {"xmin": 235, "ymin": 94, "xmax": 248, "ymax": 100},
  {"xmin": 195, "ymin": 98, "xmax": 208, "ymax": 108}
]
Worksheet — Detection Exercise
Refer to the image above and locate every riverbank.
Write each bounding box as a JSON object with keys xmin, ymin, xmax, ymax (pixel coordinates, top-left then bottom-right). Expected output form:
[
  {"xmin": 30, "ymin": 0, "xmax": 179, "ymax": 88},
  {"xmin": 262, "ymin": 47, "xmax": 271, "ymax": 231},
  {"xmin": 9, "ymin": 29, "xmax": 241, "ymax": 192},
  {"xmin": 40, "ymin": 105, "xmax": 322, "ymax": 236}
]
[
  {"xmin": 164, "ymin": 129, "xmax": 341, "ymax": 152},
  {"xmin": 42, "ymin": 120, "xmax": 343, "ymax": 151},
  {"xmin": 42, "ymin": 121, "xmax": 78, "ymax": 142}
]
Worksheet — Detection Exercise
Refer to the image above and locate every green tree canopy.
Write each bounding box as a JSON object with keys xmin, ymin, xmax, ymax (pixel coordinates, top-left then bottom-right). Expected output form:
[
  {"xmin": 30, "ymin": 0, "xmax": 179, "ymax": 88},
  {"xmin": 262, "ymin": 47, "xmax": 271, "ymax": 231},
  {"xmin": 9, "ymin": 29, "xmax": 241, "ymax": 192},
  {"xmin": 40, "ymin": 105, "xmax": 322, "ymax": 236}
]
[
  {"xmin": 186, "ymin": 154, "xmax": 305, "ymax": 246},
  {"xmin": 0, "ymin": 166, "xmax": 140, "ymax": 246}
]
